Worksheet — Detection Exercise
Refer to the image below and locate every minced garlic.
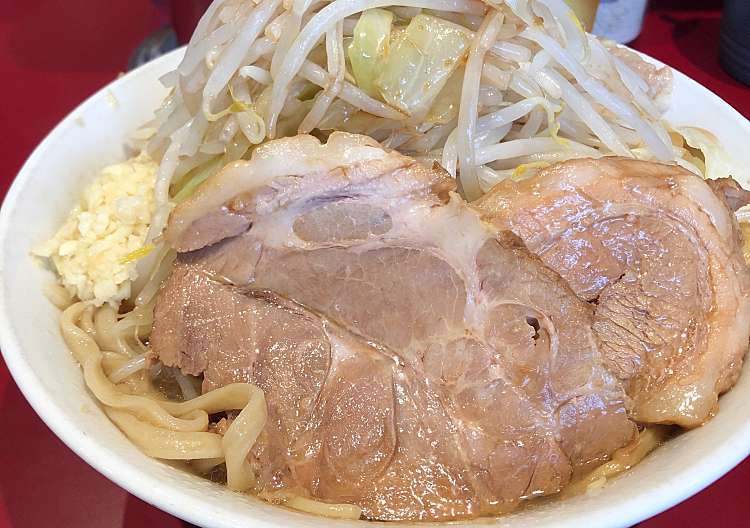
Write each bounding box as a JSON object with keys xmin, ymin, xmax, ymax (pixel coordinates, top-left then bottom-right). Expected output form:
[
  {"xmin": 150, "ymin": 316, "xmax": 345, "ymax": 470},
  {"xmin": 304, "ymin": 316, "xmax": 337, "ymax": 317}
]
[{"xmin": 34, "ymin": 152, "xmax": 158, "ymax": 306}]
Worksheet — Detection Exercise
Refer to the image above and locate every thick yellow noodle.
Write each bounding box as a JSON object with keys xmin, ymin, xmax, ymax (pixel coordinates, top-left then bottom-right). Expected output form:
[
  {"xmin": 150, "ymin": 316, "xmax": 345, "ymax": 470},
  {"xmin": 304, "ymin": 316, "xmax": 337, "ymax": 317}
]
[
  {"xmin": 94, "ymin": 306, "xmax": 137, "ymax": 357},
  {"xmin": 42, "ymin": 282, "xmax": 74, "ymax": 310},
  {"xmin": 261, "ymin": 491, "xmax": 363, "ymax": 520},
  {"xmin": 285, "ymin": 496, "xmax": 363, "ymax": 520},
  {"xmin": 222, "ymin": 385, "xmax": 266, "ymax": 491},
  {"xmin": 59, "ymin": 301, "xmax": 269, "ymax": 491},
  {"xmin": 106, "ymin": 408, "xmax": 225, "ymax": 459},
  {"xmin": 561, "ymin": 427, "xmax": 669, "ymax": 498}
]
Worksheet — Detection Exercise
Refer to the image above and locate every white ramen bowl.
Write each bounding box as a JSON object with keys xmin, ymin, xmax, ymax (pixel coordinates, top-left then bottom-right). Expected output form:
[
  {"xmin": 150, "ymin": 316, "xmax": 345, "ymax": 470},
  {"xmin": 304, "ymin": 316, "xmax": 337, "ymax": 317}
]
[{"xmin": 2, "ymin": 48, "xmax": 750, "ymax": 528}]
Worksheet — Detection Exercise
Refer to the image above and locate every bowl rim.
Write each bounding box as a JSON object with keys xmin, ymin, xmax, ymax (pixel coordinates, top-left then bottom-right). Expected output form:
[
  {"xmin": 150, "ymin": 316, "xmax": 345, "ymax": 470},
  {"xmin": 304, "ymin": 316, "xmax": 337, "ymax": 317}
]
[{"xmin": 1, "ymin": 46, "xmax": 750, "ymax": 528}]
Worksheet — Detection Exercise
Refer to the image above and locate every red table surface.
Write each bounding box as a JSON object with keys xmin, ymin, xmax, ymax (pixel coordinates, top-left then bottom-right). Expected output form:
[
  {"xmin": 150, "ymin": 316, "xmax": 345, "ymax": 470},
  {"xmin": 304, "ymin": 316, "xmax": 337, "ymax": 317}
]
[{"xmin": 1, "ymin": 1, "xmax": 748, "ymax": 527}]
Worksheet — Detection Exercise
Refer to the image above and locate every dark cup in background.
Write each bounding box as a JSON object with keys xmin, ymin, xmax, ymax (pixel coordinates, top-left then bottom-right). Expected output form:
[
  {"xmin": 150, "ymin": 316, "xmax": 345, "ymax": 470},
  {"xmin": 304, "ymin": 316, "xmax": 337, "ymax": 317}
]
[{"xmin": 720, "ymin": 0, "xmax": 750, "ymax": 86}]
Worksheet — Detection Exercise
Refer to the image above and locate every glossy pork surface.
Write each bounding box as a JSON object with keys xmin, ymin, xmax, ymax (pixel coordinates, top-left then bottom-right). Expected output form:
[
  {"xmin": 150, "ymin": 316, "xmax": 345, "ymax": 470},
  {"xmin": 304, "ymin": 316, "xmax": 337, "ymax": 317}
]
[
  {"xmin": 152, "ymin": 133, "xmax": 634, "ymax": 521},
  {"xmin": 475, "ymin": 157, "xmax": 750, "ymax": 427}
]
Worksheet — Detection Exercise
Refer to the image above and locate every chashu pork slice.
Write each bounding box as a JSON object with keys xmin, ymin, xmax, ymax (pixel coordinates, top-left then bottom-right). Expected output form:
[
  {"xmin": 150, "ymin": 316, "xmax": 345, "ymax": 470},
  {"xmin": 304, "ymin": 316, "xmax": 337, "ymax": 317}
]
[
  {"xmin": 151, "ymin": 133, "xmax": 635, "ymax": 521},
  {"xmin": 475, "ymin": 157, "xmax": 750, "ymax": 427}
]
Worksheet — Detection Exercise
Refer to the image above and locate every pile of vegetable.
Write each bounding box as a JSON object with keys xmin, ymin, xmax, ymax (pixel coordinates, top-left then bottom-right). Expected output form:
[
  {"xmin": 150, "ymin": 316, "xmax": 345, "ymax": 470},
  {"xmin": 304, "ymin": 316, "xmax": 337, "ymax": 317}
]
[{"xmin": 138, "ymin": 0, "xmax": 713, "ymax": 247}]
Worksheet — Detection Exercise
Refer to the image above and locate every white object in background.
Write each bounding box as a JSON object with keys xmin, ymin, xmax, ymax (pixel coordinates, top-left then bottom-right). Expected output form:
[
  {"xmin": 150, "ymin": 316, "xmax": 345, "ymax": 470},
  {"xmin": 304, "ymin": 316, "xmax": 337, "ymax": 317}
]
[{"xmin": 593, "ymin": 0, "xmax": 648, "ymax": 44}]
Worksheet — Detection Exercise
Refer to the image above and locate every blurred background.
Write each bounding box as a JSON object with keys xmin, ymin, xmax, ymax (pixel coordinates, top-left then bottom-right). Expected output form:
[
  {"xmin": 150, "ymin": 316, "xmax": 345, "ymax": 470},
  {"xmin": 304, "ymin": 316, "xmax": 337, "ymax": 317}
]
[{"xmin": 0, "ymin": 1, "xmax": 748, "ymax": 527}]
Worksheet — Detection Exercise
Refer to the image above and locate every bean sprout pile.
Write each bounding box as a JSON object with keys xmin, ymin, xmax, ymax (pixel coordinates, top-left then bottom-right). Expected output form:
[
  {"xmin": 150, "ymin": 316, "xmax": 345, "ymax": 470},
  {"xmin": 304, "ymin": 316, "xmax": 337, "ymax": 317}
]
[{"xmin": 140, "ymin": 0, "xmax": 698, "ymax": 245}]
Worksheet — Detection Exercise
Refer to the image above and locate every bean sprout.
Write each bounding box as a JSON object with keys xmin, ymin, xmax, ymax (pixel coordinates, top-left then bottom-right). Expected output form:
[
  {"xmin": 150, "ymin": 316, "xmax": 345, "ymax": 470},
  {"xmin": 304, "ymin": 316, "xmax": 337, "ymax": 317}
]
[{"xmin": 140, "ymin": 0, "xmax": 688, "ymax": 245}]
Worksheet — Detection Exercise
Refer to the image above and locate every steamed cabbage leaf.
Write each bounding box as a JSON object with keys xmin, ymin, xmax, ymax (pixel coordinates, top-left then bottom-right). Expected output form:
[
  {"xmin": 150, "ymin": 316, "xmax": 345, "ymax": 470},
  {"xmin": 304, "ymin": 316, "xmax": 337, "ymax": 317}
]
[
  {"xmin": 376, "ymin": 14, "xmax": 472, "ymax": 117},
  {"xmin": 348, "ymin": 9, "xmax": 394, "ymax": 98},
  {"xmin": 426, "ymin": 67, "xmax": 464, "ymax": 125},
  {"xmin": 677, "ymin": 126, "xmax": 736, "ymax": 181}
]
